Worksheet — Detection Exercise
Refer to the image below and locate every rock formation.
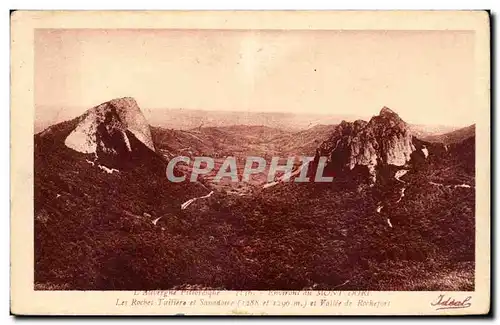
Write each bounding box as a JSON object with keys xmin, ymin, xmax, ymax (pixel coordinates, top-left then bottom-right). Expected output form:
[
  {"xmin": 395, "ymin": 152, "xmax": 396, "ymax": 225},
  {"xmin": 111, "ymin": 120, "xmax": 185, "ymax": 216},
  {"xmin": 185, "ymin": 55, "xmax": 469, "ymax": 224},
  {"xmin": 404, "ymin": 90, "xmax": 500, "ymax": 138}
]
[
  {"xmin": 65, "ymin": 97, "xmax": 155, "ymax": 155},
  {"xmin": 64, "ymin": 97, "xmax": 157, "ymax": 168},
  {"xmin": 318, "ymin": 106, "xmax": 416, "ymax": 183}
]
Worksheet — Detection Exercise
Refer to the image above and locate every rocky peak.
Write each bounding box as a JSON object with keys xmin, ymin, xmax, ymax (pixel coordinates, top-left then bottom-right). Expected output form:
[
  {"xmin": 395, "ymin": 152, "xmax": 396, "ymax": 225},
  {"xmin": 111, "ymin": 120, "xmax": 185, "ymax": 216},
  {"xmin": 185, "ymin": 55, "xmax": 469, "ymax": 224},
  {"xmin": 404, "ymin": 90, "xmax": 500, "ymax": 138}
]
[
  {"xmin": 64, "ymin": 97, "xmax": 156, "ymax": 164},
  {"xmin": 318, "ymin": 106, "xmax": 415, "ymax": 184},
  {"xmin": 369, "ymin": 106, "xmax": 406, "ymax": 129},
  {"xmin": 379, "ymin": 106, "xmax": 398, "ymax": 117}
]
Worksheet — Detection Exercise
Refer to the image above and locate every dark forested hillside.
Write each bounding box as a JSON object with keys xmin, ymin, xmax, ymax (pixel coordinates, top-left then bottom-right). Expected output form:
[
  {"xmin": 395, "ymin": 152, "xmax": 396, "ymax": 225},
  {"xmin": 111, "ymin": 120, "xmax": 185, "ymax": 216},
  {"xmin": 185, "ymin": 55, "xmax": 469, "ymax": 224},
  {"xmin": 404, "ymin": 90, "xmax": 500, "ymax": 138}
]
[{"xmin": 34, "ymin": 100, "xmax": 476, "ymax": 291}]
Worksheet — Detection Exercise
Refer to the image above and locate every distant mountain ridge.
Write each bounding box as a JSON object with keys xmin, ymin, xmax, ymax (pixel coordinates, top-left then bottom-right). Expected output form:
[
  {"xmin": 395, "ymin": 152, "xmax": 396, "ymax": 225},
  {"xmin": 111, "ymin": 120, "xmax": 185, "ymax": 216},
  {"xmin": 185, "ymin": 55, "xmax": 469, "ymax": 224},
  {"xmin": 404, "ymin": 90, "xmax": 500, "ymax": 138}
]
[
  {"xmin": 140, "ymin": 107, "xmax": 364, "ymax": 131},
  {"xmin": 36, "ymin": 105, "xmax": 466, "ymax": 136},
  {"xmin": 421, "ymin": 124, "xmax": 475, "ymax": 144},
  {"xmin": 408, "ymin": 123, "xmax": 462, "ymax": 139}
]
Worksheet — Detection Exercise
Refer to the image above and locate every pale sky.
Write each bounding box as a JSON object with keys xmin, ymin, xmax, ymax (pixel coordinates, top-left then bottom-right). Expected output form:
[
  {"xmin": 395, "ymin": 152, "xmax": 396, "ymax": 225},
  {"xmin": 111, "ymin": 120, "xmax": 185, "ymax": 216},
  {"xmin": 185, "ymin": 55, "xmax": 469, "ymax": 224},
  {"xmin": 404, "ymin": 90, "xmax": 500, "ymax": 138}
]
[{"xmin": 35, "ymin": 29, "xmax": 475, "ymax": 127}]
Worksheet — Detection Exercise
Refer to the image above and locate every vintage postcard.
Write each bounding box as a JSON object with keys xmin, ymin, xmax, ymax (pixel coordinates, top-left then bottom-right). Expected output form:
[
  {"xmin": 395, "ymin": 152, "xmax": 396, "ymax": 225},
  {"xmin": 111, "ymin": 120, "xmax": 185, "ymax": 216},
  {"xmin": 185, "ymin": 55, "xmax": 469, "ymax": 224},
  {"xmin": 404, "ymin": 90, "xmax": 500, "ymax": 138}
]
[{"xmin": 10, "ymin": 10, "xmax": 490, "ymax": 315}]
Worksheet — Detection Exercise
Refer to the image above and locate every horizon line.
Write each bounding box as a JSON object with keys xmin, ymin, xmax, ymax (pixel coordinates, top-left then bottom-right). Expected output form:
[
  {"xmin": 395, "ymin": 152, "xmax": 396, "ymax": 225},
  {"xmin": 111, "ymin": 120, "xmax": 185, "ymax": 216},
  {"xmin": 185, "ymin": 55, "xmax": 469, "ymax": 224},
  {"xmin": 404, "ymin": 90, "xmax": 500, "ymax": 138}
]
[{"xmin": 35, "ymin": 104, "xmax": 474, "ymax": 129}]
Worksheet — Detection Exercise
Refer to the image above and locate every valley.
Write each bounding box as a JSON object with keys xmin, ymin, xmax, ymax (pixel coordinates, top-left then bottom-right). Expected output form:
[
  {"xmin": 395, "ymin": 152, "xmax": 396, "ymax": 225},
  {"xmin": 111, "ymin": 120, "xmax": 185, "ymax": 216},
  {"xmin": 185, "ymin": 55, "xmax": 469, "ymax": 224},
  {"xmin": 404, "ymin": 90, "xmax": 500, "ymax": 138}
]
[
  {"xmin": 33, "ymin": 98, "xmax": 476, "ymax": 291},
  {"xmin": 153, "ymin": 124, "xmax": 333, "ymax": 195}
]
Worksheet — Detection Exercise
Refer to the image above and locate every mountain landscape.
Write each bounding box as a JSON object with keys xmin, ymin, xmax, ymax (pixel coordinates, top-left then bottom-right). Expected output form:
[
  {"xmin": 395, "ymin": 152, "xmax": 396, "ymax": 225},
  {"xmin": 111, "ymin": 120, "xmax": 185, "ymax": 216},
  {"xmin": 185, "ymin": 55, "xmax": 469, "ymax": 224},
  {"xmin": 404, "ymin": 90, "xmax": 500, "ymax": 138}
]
[
  {"xmin": 420, "ymin": 124, "xmax": 476, "ymax": 145},
  {"xmin": 34, "ymin": 97, "xmax": 475, "ymax": 291}
]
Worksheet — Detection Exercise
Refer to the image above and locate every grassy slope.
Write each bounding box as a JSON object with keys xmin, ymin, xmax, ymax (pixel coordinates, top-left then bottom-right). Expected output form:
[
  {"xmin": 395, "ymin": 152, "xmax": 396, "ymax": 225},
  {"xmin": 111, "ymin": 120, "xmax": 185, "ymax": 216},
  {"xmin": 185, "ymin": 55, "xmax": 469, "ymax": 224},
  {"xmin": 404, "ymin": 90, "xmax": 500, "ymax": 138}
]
[
  {"xmin": 151, "ymin": 125, "xmax": 286, "ymax": 159},
  {"xmin": 151, "ymin": 124, "xmax": 335, "ymax": 159}
]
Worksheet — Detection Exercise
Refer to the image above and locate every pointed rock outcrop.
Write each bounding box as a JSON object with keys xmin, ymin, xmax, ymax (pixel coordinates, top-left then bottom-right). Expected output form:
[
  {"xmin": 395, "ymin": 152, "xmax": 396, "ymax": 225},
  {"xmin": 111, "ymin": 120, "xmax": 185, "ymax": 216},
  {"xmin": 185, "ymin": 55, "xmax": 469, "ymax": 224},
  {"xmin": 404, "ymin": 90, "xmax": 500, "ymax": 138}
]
[
  {"xmin": 318, "ymin": 106, "xmax": 415, "ymax": 183},
  {"xmin": 64, "ymin": 97, "xmax": 155, "ymax": 155}
]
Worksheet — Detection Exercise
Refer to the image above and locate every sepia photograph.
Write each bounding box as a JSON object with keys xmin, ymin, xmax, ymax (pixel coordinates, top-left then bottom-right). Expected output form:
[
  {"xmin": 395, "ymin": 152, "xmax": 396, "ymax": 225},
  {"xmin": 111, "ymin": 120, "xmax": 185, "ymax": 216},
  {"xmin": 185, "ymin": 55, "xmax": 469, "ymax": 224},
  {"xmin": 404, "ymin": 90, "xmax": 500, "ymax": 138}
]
[{"xmin": 10, "ymin": 10, "xmax": 490, "ymax": 315}]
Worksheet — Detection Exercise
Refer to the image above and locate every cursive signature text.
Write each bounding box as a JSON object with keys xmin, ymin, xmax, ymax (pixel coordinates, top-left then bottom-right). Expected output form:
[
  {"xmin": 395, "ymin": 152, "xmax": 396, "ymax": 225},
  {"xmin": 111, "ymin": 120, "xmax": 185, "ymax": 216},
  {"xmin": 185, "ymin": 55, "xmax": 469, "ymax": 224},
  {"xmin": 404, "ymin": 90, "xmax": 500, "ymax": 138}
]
[{"xmin": 431, "ymin": 294, "xmax": 472, "ymax": 310}]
